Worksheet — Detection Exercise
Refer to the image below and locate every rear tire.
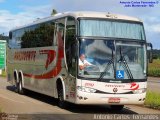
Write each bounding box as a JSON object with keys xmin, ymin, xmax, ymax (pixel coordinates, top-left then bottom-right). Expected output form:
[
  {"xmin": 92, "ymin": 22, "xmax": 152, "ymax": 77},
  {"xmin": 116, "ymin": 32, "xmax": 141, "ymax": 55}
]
[
  {"xmin": 110, "ymin": 105, "xmax": 124, "ymax": 111},
  {"xmin": 18, "ymin": 80, "xmax": 24, "ymax": 94},
  {"xmin": 18, "ymin": 74, "xmax": 25, "ymax": 95},
  {"xmin": 14, "ymin": 81, "xmax": 19, "ymax": 93},
  {"xmin": 14, "ymin": 72, "xmax": 19, "ymax": 93}
]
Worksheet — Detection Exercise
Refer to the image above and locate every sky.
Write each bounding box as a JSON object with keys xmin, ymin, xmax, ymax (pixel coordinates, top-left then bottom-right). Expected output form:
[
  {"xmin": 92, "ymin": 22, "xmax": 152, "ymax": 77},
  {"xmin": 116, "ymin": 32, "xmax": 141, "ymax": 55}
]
[{"xmin": 0, "ymin": 0, "xmax": 160, "ymax": 49}]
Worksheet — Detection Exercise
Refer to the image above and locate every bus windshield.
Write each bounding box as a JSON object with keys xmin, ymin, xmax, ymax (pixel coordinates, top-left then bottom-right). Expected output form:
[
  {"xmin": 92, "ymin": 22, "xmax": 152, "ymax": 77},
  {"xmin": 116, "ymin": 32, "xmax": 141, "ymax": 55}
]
[
  {"xmin": 79, "ymin": 19, "xmax": 145, "ymax": 40},
  {"xmin": 78, "ymin": 39, "xmax": 146, "ymax": 81}
]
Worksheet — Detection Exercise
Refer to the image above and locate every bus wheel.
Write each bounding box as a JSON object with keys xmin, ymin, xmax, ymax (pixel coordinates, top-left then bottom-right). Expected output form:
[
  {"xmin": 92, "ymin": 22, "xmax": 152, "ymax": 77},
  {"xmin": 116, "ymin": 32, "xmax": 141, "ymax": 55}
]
[
  {"xmin": 14, "ymin": 72, "xmax": 19, "ymax": 93},
  {"xmin": 58, "ymin": 86, "xmax": 66, "ymax": 109},
  {"xmin": 15, "ymin": 81, "xmax": 19, "ymax": 93},
  {"xmin": 18, "ymin": 80, "xmax": 24, "ymax": 94},
  {"xmin": 18, "ymin": 74, "xmax": 24, "ymax": 95},
  {"xmin": 110, "ymin": 105, "xmax": 124, "ymax": 111}
]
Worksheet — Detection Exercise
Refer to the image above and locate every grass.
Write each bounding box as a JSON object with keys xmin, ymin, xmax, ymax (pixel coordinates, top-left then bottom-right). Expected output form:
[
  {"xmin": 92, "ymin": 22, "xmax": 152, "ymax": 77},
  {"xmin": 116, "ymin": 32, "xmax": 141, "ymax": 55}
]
[
  {"xmin": 0, "ymin": 70, "xmax": 6, "ymax": 77},
  {"xmin": 0, "ymin": 108, "xmax": 2, "ymax": 113},
  {"xmin": 145, "ymin": 91, "xmax": 160, "ymax": 110},
  {"xmin": 148, "ymin": 59, "xmax": 160, "ymax": 77}
]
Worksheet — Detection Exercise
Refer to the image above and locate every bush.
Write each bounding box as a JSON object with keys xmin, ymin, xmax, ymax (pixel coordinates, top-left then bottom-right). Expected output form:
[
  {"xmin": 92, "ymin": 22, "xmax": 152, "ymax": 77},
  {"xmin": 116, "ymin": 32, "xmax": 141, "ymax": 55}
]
[
  {"xmin": 148, "ymin": 59, "xmax": 160, "ymax": 77},
  {"xmin": 0, "ymin": 70, "xmax": 6, "ymax": 77},
  {"xmin": 145, "ymin": 91, "xmax": 160, "ymax": 109},
  {"xmin": 148, "ymin": 68, "xmax": 160, "ymax": 77}
]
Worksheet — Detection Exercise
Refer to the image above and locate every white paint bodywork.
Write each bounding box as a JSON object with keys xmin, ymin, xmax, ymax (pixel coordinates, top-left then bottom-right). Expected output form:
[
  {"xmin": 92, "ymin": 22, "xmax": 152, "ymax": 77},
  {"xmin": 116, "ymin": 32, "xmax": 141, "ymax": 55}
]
[
  {"xmin": 76, "ymin": 79, "xmax": 146, "ymax": 105},
  {"xmin": 7, "ymin": 11, "xmax": 147, "ymax": 105}
]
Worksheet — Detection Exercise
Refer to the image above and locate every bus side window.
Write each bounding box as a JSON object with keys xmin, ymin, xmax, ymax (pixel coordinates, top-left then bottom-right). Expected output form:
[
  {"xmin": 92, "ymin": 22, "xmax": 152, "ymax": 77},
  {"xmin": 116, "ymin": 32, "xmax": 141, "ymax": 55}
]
[
  {"xmin": 9, "ymin": 31, "xmax": 22, "ymax": 49},
  {"xmin": 65, "ymin": 17, "xmax": 76, "ymax": 76},
  {"xmin": 21, "ymin": 21, "xmax": 55, "ymax": 48}
]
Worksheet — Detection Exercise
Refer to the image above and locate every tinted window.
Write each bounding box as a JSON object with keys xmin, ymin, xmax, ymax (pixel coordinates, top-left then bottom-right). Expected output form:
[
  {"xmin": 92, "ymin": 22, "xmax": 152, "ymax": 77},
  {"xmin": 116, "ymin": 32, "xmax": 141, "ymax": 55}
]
[
  {"xmin": 9, "ymin": 21, "xmax": 55, "ymax": 49},
  {"xmin": 21, "ymin": 21, "xmax": 55, "ymax": 48}
]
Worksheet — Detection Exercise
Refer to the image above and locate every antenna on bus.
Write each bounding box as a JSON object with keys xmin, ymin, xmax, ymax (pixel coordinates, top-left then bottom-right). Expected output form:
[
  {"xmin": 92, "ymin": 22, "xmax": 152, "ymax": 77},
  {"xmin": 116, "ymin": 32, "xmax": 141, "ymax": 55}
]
[{"xmin": 106, "ymin": 12, "xmax": 117, "ymax": 18}]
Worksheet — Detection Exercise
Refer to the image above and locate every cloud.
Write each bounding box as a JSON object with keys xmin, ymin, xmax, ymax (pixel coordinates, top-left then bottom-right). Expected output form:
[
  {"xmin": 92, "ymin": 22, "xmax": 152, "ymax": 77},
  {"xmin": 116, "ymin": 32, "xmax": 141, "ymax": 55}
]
[
  {"xmin": 0, "ymin": 0, "xmax": 5, "ymax": 3},
  {"xmin": 152, "ymin": 25, "xmax": 160, "ymax": 33},
  {"xmin": 0, "ymin": 4, "xmax": 52, "ymax": 35},
  {"xmin": 0, "ymin": 0, "xmax": 160, "ymax": 48},
  {"xmin": 146, "ymin": 24, "xmax": 160, "ymax": 33},
  {"xmin": 51, "ymin": 0, "xmax": 120, "ymax": 12},
  {"xmin": 146, "ymin": 32, "xmax": 160, "ymax": 49},
  {"xmin": 52, "ymin": 0, "xmax": 160, "ymax": 48},
  {"xmin": 19, "ymin": 4, "xmax": 52, "ymax": 16}
]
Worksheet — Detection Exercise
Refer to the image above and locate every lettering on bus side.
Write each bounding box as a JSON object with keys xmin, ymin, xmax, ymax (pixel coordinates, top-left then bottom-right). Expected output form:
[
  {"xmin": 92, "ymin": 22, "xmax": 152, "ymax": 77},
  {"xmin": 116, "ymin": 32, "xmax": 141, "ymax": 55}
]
[
  {"xmin": 14, "ymin": 49, "xmax": 56, "ymax": 70},
  {"xmin": 105, "ymin": 84, "xmax": 125, "ymax": 88},
  {"xmin": 14, "ymin": 51, "xmax": 36, "ymax": 61},
  {"xmin": 85, "ymin": 83, "xmax": 94, "ymax": 87}
]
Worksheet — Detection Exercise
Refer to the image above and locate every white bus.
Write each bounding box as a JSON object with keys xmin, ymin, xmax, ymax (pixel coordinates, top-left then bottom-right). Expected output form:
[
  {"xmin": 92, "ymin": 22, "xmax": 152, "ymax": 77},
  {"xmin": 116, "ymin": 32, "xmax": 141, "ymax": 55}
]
[{"xmin": 7, "ymin": 11, "xmax": 152, "ymax": 110}]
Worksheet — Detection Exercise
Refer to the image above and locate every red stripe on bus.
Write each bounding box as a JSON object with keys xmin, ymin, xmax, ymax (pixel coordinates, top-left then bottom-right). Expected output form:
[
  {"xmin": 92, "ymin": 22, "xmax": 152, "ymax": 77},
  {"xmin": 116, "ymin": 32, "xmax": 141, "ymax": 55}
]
[
  {"xmin": 124, "ymin": 83, "xmax": 139, "ymax": 90},
  {"xmin": 39, "ymin": 50, "xmax": 56, "ymax": 69}
]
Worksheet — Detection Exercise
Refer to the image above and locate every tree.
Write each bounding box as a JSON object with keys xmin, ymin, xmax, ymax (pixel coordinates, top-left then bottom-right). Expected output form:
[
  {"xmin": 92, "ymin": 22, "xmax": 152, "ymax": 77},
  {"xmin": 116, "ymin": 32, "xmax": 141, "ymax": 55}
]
[
  {"xmin": 51, "ymin": 9, "xmax": 57, "ymax": 16},
  {"xmin": 21, "ymin": 23, "xmax": 55, "ymax": 48},
  {"xmin": 0, "ymin": 34, "xmax": 9, "ymax": 40}
]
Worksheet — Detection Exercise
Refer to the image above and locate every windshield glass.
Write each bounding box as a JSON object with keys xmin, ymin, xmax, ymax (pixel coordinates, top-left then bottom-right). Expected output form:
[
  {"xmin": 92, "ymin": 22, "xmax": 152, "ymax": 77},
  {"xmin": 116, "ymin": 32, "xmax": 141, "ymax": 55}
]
[
  {"xmin": 116, "ymin": 41, "xmax": 146, "ymax": 79},
  {"xmin": 79, "ymin": 19, "xmax": 145, "ymax": 40},
  {"xmin": 79, "ymin": 39, "xmax": 115, "ymax": 79},
  {"xmin": 78, "ymin": 39, "xmax": 146, "ymax": 80}
]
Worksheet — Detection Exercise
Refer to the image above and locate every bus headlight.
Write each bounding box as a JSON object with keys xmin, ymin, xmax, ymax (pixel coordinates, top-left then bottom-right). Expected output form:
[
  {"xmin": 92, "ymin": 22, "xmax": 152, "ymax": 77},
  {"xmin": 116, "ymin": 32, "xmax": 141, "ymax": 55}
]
[
  {"xmin": 133, "ymin": 88, "xmax": 147, "ymax": 94},
  {"xmin": 77, "ymin": 86, "xmax": 97, "ymax": 93}
]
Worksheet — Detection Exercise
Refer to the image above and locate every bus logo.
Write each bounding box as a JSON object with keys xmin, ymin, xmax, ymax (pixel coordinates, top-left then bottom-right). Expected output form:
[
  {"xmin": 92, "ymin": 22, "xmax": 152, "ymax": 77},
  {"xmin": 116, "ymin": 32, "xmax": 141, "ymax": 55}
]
[
  {"xmin": 39, "ymin": 50, "xmax": 56, "ymax": 69},
  {"xmin": 113, "ymin": 88, "xmax": 118, "ymax": 93}
]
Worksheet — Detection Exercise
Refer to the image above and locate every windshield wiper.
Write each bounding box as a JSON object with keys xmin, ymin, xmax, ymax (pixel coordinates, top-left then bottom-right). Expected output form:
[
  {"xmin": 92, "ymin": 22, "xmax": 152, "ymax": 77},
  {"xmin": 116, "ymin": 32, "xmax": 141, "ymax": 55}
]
[
  {"xmin": 97, "ymin": 50, "xmax": 114, "ymax": 81},
  {"xmin": 118, "ymin": 47, "xmax": 134, "ymax": 81}
]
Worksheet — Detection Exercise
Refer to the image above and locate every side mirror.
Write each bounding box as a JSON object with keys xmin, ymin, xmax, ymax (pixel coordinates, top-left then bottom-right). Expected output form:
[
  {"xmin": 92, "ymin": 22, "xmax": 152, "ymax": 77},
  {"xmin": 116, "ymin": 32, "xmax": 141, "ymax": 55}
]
[
  {"xmin": 9, "ymin": 32, "xmax": 12, "ymax": 39},
  {"xmin": 147, "ymin": 43, "xmax": 153, "ymax": 63}
]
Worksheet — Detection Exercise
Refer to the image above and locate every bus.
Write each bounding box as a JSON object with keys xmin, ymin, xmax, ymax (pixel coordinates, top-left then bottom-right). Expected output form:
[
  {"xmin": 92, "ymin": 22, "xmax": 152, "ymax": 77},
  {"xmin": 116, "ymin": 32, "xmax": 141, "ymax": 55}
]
[{"xmin": 7, "ymin": 11, "xmax": 152, "ymax": 110}]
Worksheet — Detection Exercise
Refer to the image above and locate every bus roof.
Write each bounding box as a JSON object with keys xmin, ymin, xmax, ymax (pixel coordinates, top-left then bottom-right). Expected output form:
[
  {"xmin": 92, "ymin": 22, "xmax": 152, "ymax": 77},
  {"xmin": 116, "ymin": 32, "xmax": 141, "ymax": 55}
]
[
  {"xmin": 64, "ymin": 11, "xmax": 141, "ymax": 21},
  {"xmin": 10, "ymin": 11, "xmax": 142, "ymax": 31}
]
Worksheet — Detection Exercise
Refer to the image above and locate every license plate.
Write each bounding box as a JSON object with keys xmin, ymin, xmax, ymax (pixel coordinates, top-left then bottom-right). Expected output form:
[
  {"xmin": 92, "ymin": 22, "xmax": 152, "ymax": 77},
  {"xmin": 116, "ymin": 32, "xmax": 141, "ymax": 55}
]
[{"xmin": 108, "ymin": 98, "xmax": 120, "ymax": 103}]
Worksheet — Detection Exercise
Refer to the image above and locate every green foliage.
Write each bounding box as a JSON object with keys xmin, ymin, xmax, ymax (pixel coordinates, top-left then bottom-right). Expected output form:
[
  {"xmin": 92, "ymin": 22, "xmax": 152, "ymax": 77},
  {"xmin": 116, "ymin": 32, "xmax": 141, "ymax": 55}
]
[
  {"xmin": 148, "ymin": 69, "xmax": 160, "ymax": 77},
  {"xmin": 153, "ymin": 49, "xmax": 160, "ymax": 59},
  {"xmin": 148, "ymin": 59, "xmax": 160, "ymax": 77},
  {"xmin": 0, "ymin": 34, "xmax": 9, "ymax": 40},
  {"xmin": 153, "ymin": 54, "xmax": 158, "ymax": 59},
  {"xmin": 51, "ymin": 9, "xmax": 57, "ymax": 15},
  {"xmin": 145, "ymin": 91, "xmax": 160, "ymax": 109},
  {"xmin": 0, "ymin": 106, "xmax": 3, "ymax": 113},
  {"xmin": 0, "ymin": 70, "xmax": 6, "ymax": 77}
]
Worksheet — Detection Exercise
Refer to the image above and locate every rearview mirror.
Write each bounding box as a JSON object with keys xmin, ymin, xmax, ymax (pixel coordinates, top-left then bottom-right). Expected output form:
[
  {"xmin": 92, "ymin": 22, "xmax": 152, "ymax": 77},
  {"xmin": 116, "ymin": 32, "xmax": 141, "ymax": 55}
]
[{"xmin": 147, "ymin": 43, "xmax": 153, "ymax": 63}]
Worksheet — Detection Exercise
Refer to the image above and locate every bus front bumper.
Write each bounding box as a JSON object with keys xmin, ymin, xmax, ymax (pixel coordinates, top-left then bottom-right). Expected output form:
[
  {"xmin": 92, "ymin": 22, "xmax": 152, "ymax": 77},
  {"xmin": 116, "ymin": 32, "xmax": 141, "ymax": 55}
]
[{"xmin": 75, "ymin": 91, "xmax": 146, "ymax": 105}]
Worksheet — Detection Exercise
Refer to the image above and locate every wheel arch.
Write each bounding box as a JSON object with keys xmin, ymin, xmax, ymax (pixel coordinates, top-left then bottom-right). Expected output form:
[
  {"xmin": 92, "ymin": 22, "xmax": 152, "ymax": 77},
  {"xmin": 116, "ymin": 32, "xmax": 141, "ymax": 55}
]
[{"xmin": 14, "ymin": 69, "xmax": 19, "ymax": 84}]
